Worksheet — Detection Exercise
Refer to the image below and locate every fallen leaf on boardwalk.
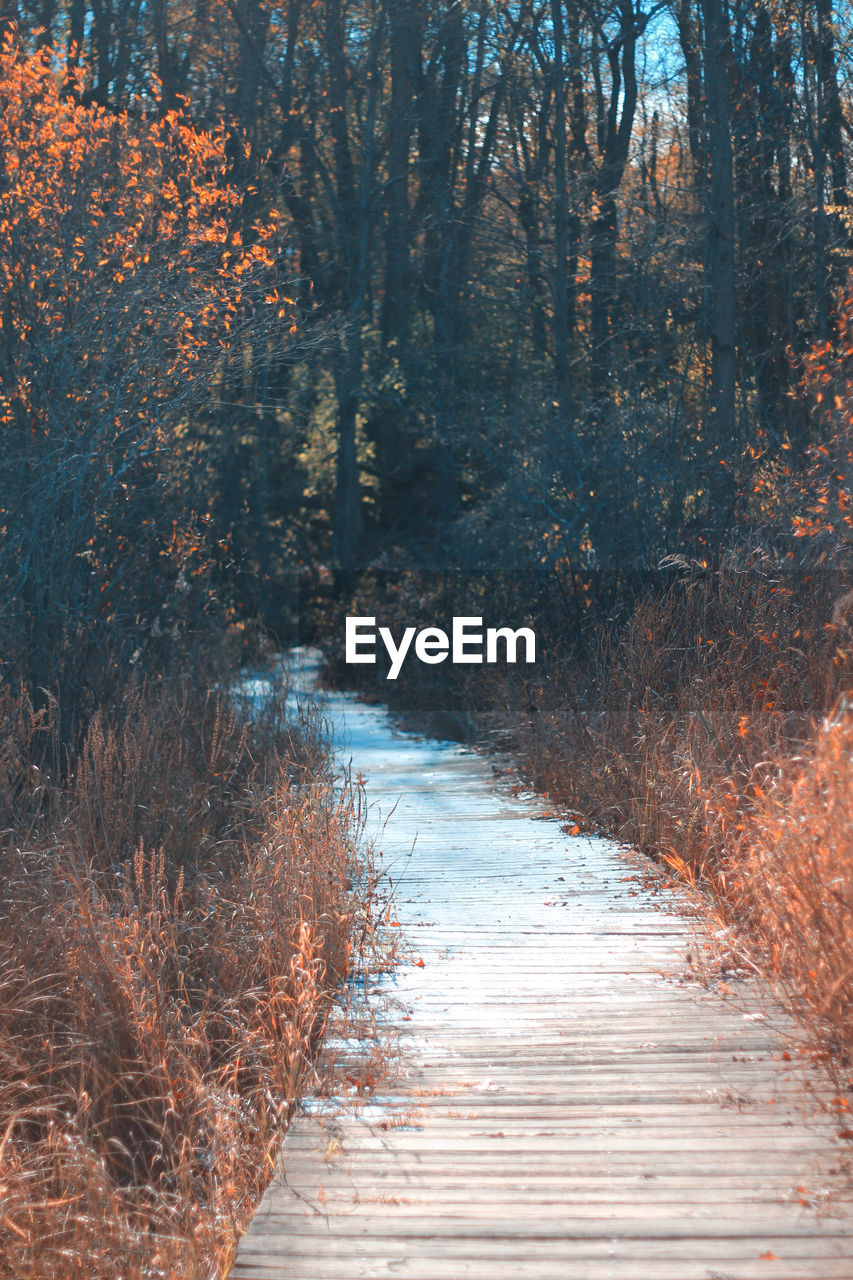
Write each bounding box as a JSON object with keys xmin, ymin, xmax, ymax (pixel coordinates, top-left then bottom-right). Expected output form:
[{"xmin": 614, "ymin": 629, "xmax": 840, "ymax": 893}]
[
  {"xmin": 569, "ymin": 824, "xmax": 580, "ymax": 836},
  {"xmin": 837, "ymin": 1128, "xmax": 853, "ymax": 1139},
  {"xmin": 414, "ymin": 958, "xmax": 425, "ymax": 967},
  {"xmin": 759, "ymin": 1251, "xmax": 778, "ymax": 1261}
]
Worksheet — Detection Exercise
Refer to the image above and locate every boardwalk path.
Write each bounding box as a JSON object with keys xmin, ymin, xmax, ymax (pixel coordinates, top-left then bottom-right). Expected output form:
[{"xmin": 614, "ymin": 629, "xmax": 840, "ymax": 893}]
[{"xmin": 232, "ymin": 657, "xmax": 853, "ymax": 1280}]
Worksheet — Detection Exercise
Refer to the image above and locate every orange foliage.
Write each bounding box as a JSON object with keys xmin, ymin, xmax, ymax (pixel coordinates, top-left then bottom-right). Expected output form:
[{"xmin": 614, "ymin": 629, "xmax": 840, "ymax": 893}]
[
  {"xmin": 0, "ymin": 37, "xmax": 284, "ymax": 430},
  {"xmin": 753, "ymin": 285, "xmax": 853, "ymax": 546},
  {"xmin": 0, "ymin": 36, "xmax": 293, "ymax": 696}
]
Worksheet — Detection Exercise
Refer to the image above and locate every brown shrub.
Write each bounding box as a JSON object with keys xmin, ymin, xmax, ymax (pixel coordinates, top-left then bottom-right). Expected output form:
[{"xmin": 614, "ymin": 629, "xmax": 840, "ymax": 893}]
[
  {"xmin": 501, "ymin": 559, "xmax": 853, "ymax": 1078},
  {"xmin": 0, "ymin": 666, "xmax": 364, "ymax": 1279}
]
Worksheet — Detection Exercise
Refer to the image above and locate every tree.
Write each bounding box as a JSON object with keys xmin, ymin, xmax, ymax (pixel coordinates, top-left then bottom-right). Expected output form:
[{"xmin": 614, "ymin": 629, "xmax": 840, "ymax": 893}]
[
  {"xmin": 702, "ymin": 0, "xmax": 737, "ymax": 485},
  {"xmin": 0, "ymin": 37, "xmax": 292, "ymax": 723}
]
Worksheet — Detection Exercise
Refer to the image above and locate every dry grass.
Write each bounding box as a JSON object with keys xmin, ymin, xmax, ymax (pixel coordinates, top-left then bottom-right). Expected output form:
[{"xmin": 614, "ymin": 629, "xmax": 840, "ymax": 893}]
[
  {"xmin": 723, "ymin": 702, "xmax": 853, "ymax": 1067},
  {"xmin": 503, "ymin": 559, "xmax": 853, "ymax": 1083},
  {"xmin": 0, "ymin": 663, "xmax": 366, "ymax": 1278},
  {"xmin": 331, "ymin": 556, "xmax": 853, "ymax": 1086}
]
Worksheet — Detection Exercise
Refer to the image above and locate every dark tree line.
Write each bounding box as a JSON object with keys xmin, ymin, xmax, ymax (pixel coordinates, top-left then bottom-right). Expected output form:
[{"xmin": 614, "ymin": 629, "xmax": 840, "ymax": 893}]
[{"xmin": 4, "ymin": 0, "xmax": 853, "ymax": 602}]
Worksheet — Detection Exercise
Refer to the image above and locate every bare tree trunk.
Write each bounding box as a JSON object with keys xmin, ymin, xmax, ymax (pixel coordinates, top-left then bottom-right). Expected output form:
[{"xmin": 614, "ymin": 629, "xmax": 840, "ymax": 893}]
[
  {"xmin": 504, "ymin": 11, "xmax": 552, "ymax": 362},
  {"xmin": 518, "ymin": 188, "xmax": 548, "ymax": 359},
  {"xmin": 677, "ymin": 0, "xmax": 706, "ymax": 189},
  {"xmin": 416, "ymin": 0, "xmax": 464, "ymax": 518},
  {"xmin": 67, "ymin": 0, "xmax": 85, "ymax": 61},
  {"xmin": 333, "ymin": 332, "xmax": 364, "ymax": 575},
  {"xmin": 816, "ymin": 0, "xmax": 847, "ymax": 208},
  {"xmin": 382, "ymin": 0, "xmax": 415, "ymax": 348},
  {"xmin": 324, "ymin": 0, "xmax": 378, "ymax": 570},
  {"xmin": 589, "ymin": 188, "xmax": 618, "ymax": 396},
  {"xmin": 550, "ymin": 0, "xmax": 574, "ymax": 419},
  {"xmin": 588, "ymin": 0, "xmax": 638, "ymax": 397},
  {"xmin": 702, "ymin": 0, "xmax": 737, "ymax": 460}
]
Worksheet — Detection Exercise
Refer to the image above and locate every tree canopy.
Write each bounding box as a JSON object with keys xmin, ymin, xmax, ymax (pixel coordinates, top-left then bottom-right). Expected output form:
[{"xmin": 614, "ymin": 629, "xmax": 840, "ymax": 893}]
[{"xmin": 2, "ymin": 0, "xmax": 853, "ymax": 625}]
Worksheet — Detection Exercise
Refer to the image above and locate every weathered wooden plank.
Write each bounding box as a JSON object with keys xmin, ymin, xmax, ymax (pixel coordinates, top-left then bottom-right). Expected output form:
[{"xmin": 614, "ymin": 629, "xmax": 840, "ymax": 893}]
[
  {"xmin": 245, "ymin": 1212, "xmax": 853, "ymax": 1236},
  {"xmin": 236, "ymin": 1235, "xmax": 853, "ymax": 1262},
  {"xmin": 233, "ymin": 1264, "xmax": 853, "ymax": 1280},
  {"xmin": 229, "ymin": 653, "xmax": 853, "ymax": 1280}
]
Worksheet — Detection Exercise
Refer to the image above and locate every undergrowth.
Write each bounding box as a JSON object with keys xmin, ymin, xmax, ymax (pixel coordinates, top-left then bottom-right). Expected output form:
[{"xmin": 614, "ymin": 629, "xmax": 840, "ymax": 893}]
[
  {"xmin": 0, "ymin": 658, "xmax": 366, "ymax": 1279},
  {"xmin": 329, "ymin": 555, "xmax": 853, "ymax": 1091},
  {"xmin": 513, "ymin": 560, "xmax": 853, "ymax": 1079}
]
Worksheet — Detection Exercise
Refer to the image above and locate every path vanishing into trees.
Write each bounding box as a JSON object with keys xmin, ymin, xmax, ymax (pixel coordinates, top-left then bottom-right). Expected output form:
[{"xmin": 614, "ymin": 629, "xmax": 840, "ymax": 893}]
[{"xmin": 232, "ymin": 652, "xmax": 853, "ymax": 1280}]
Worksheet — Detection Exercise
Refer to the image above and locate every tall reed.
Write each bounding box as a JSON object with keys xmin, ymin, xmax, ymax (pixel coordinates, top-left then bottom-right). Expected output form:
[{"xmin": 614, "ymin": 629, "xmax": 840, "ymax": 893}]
[{"xmin": 0, "ymin": 662, "xmax": 365, "ymax": 1278}]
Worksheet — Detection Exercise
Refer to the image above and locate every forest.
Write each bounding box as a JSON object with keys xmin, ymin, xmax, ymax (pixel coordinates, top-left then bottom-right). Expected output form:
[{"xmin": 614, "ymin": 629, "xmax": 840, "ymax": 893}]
[
  {"xmin": 2, "ymin": 0, "xmax": 853, "ymax": 1274},
  {"xmin": 5, "ymin": 0, "xmax": 853, "ymax": 615}
]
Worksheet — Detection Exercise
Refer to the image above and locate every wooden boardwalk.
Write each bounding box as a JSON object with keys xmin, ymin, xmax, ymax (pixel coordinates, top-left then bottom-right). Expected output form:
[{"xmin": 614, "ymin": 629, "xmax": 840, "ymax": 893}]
[{"xmin": 231, "ymin": 662, "xmax": 853, "ymax": 1280}]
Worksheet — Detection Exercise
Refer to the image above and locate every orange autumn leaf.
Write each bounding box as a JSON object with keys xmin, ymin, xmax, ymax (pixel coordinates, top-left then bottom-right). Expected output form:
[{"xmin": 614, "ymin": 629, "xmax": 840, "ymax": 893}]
[{"xmin": 0, "ymin": 35, "xmax": 298, "ymax": 629}]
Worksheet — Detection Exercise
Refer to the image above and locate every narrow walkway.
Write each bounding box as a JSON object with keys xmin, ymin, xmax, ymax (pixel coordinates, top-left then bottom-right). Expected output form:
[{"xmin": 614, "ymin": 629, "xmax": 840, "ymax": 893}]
[{"xmin": 232, "ymin": 659, "xmax": 853, "ymax": 1280}]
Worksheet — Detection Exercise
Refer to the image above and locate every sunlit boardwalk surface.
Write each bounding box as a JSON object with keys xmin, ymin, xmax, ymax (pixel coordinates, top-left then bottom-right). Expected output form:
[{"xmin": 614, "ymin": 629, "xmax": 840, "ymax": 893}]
[{"xmin": 231, "ymin": 654, "xmax": 853, "ymax": 1280}]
